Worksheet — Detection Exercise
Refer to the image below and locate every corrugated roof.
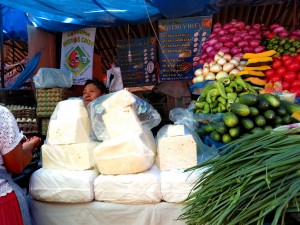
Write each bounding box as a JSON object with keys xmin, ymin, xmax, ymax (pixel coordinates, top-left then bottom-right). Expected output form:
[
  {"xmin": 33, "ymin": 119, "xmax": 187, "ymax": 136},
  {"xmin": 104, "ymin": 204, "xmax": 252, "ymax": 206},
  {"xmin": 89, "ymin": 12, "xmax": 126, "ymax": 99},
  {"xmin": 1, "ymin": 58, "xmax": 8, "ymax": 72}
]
[{"xmin": 3, "ymin": 1, "xmax": 299, "ymax": 73}]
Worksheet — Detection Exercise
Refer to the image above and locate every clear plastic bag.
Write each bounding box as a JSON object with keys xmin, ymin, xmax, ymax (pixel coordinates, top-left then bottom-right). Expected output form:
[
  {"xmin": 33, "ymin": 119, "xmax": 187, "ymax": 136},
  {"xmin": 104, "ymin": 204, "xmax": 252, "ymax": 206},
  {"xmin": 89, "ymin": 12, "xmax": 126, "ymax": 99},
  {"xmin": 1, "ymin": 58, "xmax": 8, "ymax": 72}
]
[
  {"xmin": 169, "ymin": 107, "xmax": 198, "ymax": 131},
  {"xmin": 33, "ymin": 68, "xmax": 73, "ymax": 89},
  {"xmin": 88, "ymin": 89, "xmax": 161, "ymax": 141}
]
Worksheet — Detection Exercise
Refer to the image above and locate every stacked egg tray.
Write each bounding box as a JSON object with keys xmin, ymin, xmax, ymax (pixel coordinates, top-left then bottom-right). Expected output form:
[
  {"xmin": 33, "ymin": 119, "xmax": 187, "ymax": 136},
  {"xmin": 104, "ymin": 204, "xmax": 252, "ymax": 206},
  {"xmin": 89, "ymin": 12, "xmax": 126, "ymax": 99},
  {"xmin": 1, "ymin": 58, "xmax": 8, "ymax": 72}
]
[
  {"xmin": 36, "ymin": 88, "xmax": 70, "ymax": 117},
  {"xmin": 5, "ymin": 105, "xmax": 39, "ymax": 134},
  {"xmin": 35, "ymin": 88, "xmax": 70, "ymax": 136}
]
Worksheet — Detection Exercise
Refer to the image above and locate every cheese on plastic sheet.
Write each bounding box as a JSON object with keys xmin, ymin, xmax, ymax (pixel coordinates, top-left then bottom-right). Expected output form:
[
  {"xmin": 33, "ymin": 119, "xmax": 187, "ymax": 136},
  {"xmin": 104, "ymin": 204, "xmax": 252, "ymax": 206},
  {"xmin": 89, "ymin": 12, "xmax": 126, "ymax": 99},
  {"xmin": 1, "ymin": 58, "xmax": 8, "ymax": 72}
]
[
  {"xmin": 102, "ymin": 106, "xmax": 142, "ymax": 137},
  {"xmin": 156, "ymin": 134, "xmax": 197, "ymax": 171},
  {"xmin": 42, "ymin": 142, "xmax": 99, "ymax": 170},
  {"xmin": 102, "ymin": 89, "xmax": 135, "ymax": 112},
  {"xmin": 93, "ymin": 131, "xmax": 156, "ymax": 175},
  {"xmin": 160, "ymin": 168, "xmax": 205, "ymax": 203},
  {"xmin": 94, "ymin": 166, "xmax": 161, "ymax": 204},
  {"xmin": 56, "ymin": 99, "xmax": 88, "ymax": 120},
  {"xmin": 29, "ymin": 168, "xmax": 98, "ymax": 203},
  {"xmin": 47, "ymin": 117, "xmax": 91, "ymax": 144}
]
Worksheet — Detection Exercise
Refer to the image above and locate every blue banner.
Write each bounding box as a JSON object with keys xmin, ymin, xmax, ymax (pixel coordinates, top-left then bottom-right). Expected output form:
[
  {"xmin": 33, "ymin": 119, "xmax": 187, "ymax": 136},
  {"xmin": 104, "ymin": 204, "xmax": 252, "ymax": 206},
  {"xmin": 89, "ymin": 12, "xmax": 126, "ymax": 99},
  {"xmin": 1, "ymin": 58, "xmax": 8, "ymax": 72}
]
[{"xmin": 158, "ymin": 16, "xmax": 212, "ymax": 81}]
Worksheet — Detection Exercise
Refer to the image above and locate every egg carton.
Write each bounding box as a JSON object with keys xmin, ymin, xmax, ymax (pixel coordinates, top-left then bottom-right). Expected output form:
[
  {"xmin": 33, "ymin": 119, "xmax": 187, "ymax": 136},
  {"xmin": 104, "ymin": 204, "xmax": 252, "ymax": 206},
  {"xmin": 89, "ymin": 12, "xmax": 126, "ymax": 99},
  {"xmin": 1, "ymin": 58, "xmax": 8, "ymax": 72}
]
[{"xmin": 35, "ymin": 88, "xmax": 70, "ymax": 103}]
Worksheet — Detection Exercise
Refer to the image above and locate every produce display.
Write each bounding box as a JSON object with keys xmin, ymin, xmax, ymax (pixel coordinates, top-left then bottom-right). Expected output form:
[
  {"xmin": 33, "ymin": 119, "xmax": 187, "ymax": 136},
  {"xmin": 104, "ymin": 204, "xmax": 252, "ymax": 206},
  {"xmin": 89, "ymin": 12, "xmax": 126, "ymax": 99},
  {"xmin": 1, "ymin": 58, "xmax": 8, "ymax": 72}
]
[{"xmin": 179, "ymin": 127, "xmax": 300, "ymax": 225}]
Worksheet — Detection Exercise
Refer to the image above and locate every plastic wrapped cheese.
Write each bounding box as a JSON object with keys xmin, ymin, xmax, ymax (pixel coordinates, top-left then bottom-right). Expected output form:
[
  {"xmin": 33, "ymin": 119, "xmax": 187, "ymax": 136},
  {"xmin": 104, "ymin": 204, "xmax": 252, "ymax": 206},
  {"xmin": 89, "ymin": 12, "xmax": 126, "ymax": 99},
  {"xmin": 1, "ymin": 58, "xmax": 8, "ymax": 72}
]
[
  {"xmin": 55, "ymin": 99, "xmax": 88, "ymax": 120},
  {"xmin": 160, "ymin": 168, "xmax": 206, "ymax": 203},
  {"xmin": 94, "ymin": 166, "xmax": 161, "ymax": 204},
  {"xmin": 156, "ymin": 124, "xmax": 199, "ymax": 171},
  {"xmin": 42, "ymin": 142, "xmax": 99, "ymax": 170},
  {"xmin": 29, "ymin": 168, "xmax": 98, "ymax": 203},
  {"xmin": 102, "ymin": 89, "xmax": 136, "ymax": 112},
  {"xmin": 46, "ymin": 117, "xmax": 91, "ymax": 144},
  {"xmin": 102, "ymin": 106, "xmax": 142, "ymax": 137},
  {"xmin": 93, "ymin": 131, "xmax": 156, "ymax": 175}
]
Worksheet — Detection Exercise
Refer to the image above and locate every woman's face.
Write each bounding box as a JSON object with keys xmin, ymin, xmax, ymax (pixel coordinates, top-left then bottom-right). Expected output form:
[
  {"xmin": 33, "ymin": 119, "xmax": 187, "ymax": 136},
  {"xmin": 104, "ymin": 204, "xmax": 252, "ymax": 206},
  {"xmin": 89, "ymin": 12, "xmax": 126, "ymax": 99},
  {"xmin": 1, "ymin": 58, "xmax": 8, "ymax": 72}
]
[{"xmin": 83, "ymin": 83, "xmax": 102, "ymax": 106}]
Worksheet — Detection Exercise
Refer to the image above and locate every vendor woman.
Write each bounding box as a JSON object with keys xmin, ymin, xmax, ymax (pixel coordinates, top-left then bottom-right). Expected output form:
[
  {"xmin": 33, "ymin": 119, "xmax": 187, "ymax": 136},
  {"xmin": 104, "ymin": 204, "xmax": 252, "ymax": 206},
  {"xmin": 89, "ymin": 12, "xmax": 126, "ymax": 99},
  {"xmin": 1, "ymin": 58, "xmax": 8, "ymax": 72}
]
[{"xmin": 82, "ymin": 78, "xmax": 108, "ymax": 106}]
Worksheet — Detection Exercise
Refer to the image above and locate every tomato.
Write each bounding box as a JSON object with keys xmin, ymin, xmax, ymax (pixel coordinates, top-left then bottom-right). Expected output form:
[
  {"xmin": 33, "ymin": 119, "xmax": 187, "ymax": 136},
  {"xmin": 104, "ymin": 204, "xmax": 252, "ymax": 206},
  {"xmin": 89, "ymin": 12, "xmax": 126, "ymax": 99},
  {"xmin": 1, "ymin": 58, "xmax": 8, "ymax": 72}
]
[
  {"xmin": 291, "ymin": 80, "xmax": 300, "ymax": 88},
  {"xmin": 276, "ymin": 67, "xmax": 287, "ymax": 76},
  {"xmin": 281, "ymin": 81, "xmax": 290, "ymax": 90},
  {"xmin": 265, "ymin": 69, "xmax": 276, "ymax": 78},
  {"xmin": 283, "ymin": 58, "xmax": 294, "ymax": 67},
  {"xmin": 283, "ymin": 71, "xmax": 297, "ymax": 82},
  {"xmin": 288, "ymin": 62, "xmax": 300, "ymax": 72},
  {"xmin": 272, "ymin": 59, "xmax": 283, "ymax": 69},
  {"xmin": 295, "ymin": 55, "xmax": 300, "ymax": 63},
  {"xmin": 269, "ymin": 75, "xmax": 282, "ymax": 83},
  {"xmin": 298, "ymin": 72, "xmax": 300, "ymax": 80},
  {"xmin": 281, "ymin": 54, "xmax": 292, "ymax": 61}
]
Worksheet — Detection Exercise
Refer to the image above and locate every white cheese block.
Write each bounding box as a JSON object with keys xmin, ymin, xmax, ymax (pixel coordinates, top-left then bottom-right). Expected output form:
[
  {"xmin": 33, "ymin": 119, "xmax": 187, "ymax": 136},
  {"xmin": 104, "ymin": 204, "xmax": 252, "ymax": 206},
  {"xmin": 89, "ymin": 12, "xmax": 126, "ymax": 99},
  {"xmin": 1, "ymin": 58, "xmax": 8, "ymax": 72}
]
[
  {"xmin": 94, "ymin": 166, "xmax": 162, "ymax": 204},
  {"xmin": 102, "ymin": 106, "xmax": 142, "ymax": 137},
  {"xmin": 29, "ymin": 168, "xmax": 98, "ymax": 203},
  {"xmin": 46, "ymin": 117, "xmax": 91, "ymax": 144},
  {"xmin": 102, "ymin": 89, "xmax": 136, "ymax": 112},
  {"xmin": 56, "ymin": 99, "xmax": 89, "ymax": 120},
  {"xmin": 42, "ymin": 142, "xmax": 99, "ymax": 170},
  {"xmin": 156, "ymin": 134, "xmax": 197, "ymax": 171},
  {"xmin": 93, "ymin": 131, "xmax": 156, "ymax": 175},
  {"xmin": 160, "ymin": 168, "xmax": 205, "ymax": 203}
]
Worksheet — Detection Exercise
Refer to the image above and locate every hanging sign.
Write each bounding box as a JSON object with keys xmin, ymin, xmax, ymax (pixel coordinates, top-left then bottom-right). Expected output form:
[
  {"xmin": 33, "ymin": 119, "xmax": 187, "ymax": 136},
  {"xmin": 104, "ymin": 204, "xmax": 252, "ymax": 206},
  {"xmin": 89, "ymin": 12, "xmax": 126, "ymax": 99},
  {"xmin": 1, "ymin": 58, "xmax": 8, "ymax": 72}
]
[
  {"xmin": 3, "ymin": 58, "xmax": 28, "ymax": 87},
  {"xmin": 117, "ymin": 37, "xmax": 158, "ymax": 87},
  {"xmin": 158, "ymin": 16, "xmax": 212, "ymax": 81},
  {"xmin": 60, "ymin": 27, "xmax": 96, "ymax": 85}
]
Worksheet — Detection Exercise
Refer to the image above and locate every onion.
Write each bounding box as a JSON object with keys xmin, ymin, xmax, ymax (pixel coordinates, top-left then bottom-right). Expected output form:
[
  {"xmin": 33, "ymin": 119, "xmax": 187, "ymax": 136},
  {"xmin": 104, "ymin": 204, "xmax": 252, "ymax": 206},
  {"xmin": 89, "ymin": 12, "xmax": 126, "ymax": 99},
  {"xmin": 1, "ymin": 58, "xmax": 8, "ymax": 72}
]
[
  {"xmin": 219, "ymin": 36, "xmax": 231, "ymax": 43},
  {"xmin": 231, "ymin": 47, "xmax": 242, "ymax": 55},
  {"xmin": 243, "ymin": 35, "xmax": 252, "ymax": 41},
  {"xmin": 219, "ymin": 47, "xmax": 231, "ymax": 54},
  {"xmin": 199, "ymin": 53, "xmax": 208, "ymax": 60},
  {"xmin": 279, "ymin": 32, "xmax": 289, "ymax": 38},
  {"xmin": 232, "ymin": 35, "xmax": 242, "ymax": 43},
  {"xmin": 248, "ymin": 30, "xmax": 258, "ymax": 36},
  {"xmin": 202, "ymin": 43, "xmax": 209, "ymax": 51},
  {"xmin": 213, "ymin": 27, "xmax": 222, "ymax": 34},
  {"xmin": 234, "ymin": 53, "xmax": 245, "ymax": 59},
  {"xmin": 209, "ymin": 33, "xmax": 217, "ymax": 38},
  {"xmin": 239, "ymin": 60, "xmax": 247, "ymax": 66},
  {"xmin": 207, "ymin": 38, "xmax": 218, "ymax": 46},
  {"xmin": 205, "ymin": 72, "xmax": 216, "ymax": 81},
  {"xmin": 206, "ymin": 46, "xmax": 214, "ymax": 53},
  {"xmin": 229, "ymin": 68, "xmax": 240, "ymax": 75},
  {"xmin": 218, "ymin": 29, "xmax": 228, "ymax": 36},
  {"xmin": 194, "ymin": 68, "xmax": 203, "ymax": 77},
  {"xmin": 213, "ymin": 23, "xmax": 222, "ymax": 29},
  {"xmin": 217, "ymin": 51, "xmax": 225, "ymax": 57},
  {"xmin": 214, "ymin": 42, "xmax": 223, "ymax": 50},
  {"xmin": 223, "ymin": 23, "xmax": 233, "ymax": 30},
  {"xmin": 198, "ymin": 60, "xmax": 205, "ymax": 65},
  {"xmin": 217, "ymin": 58, "xmax": 227, "ymax": 66},
  {"xmin": 210, "ymin": 64, "xmax": 222, "ymax": 73},
  {"xmin": 254, "ymin": 34, "xmax": 262, "ymax": 40},
  {"xmin": 249, "ymin": 40, "xmax": 261, "ymax": 48},
  {"xmin": 273, "ymin": 26, "xmax": 285, "ymax": 34},
  {"xmin": 243, "ymin": 46, "xmax": 254, "ymax": 53},
  {"xmin": 270, "ymin": 24, "xmax": 280, "ymax": 31},
  {"xmin": 237, "ymin": 40, "xmax": 249, "ymax": 48},
  {"xmin": 208, "ymin": 49, "xmax": 218, "ymax": 58},
  {"xmin": 214, "ymin": 54, "xmax": 222, "ymax": 62},
  {"xmin": 223, "ymin": 54, "xmax": 232, "ymax": 62},
  {"xmin": 230, "ymin": 59, "xmax": 240, "ymax": 67},
  {"xmin": 254, "ymin": 46, "xmax": 265, "ymax": 53},
  {"xmin": 229, "ymin": 28, "xmax": 238, "ymax": 34},
  {"xmin": 237, "ymin": 65, "xmax": 244, "ymax": 71},
  {"xmin": 203, "ymin": 67, "xmax": 210, "ymax": 75},
  {"xmin": 192, "ymin": 75, "xmax": 204, "ymax": 83},
  {"xmin": 223, "ymin": 63, "xmax": 235, "ymax": 73},
  {"xmin": 224, "ymin": 41, "xmax": 235, "ymax": 48},
  {"xmin": 216, "ymin": 71, "xmax": 229, "ymax": 80},
  {"xmin": 252, "ymin": 24, "xmax": 261, "ymax": 31},
  {"xmin": 206, "ymin": 58, "xmax": 213, "ymax": 63},
  {"xmin": 291, "ymin": 30, "xmax": 300, "ymax": 36},
  {"xmin": 235, "ymin": 22, "xmax": 245, "ymax": 29},
  {"xmin": 203, "ymin": 62, "xmax": 209, "ymax": 68}
]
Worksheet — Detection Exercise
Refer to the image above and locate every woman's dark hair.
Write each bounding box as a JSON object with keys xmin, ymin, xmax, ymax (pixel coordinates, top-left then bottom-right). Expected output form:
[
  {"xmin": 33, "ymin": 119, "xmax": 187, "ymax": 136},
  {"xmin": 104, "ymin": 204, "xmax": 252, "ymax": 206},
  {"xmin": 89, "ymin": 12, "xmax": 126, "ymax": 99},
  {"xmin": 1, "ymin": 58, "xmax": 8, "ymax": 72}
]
[{"xmin": 83, "ymin": 78, "xmax": 108, "ymax": 94}]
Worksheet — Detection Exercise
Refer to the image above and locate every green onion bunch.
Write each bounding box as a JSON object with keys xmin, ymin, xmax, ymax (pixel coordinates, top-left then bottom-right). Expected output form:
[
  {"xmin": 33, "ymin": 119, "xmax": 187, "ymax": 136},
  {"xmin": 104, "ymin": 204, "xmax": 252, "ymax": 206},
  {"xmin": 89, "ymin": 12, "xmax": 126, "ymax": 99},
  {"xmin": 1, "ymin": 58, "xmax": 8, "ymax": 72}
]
[{"xmin": 179, "ymin": 127, "xmax": 300, "ymax": 225}]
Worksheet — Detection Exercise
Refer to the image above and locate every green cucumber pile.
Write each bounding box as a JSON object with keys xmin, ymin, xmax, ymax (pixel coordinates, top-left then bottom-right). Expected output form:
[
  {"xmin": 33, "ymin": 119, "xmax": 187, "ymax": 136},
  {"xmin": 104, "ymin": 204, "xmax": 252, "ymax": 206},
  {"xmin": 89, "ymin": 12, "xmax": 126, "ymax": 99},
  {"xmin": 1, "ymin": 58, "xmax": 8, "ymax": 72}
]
[{"xmin": 197, "ymin": 93, "xmax": 300, "ymax": 143}]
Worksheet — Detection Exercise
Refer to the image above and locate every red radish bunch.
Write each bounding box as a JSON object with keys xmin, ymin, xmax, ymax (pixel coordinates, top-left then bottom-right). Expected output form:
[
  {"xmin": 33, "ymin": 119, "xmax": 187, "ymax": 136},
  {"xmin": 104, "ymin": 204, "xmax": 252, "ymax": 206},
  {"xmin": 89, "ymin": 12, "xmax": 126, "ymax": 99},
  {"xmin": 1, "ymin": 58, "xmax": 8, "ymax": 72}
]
[{"xmin": 265, "ymin": 54, "xmax": 300, "ymax": 96}]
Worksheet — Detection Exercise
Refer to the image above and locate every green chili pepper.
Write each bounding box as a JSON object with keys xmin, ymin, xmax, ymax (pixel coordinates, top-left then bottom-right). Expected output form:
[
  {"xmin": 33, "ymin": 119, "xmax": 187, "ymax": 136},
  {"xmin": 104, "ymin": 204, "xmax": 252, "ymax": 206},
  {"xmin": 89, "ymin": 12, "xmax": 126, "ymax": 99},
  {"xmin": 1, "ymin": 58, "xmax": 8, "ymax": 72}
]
[
  {"xmin": 245, "ymin": 82, "xmax": 257, "ymax": 94},
  {"xmin": 214, "ymin": 81, "xmax": 227, "ymax": 99},
  {"xmin": 209, "ymin": 100, "xmax": 218, "ymax": 109},
  {"xmin": 202, "ymin": 102, "xmax": 210, "ymax": 114},
  {"xmin": 218, "ymin": 102, "xmax": 226, "ymax": 112},
  {"xmin": 206, "ymin": 88, "xmax": 219, "ymax": 104},
  {"xmin": 195, "ymin": 101, "xmax": 206, "ymax": 109},
  {"xmin": 234, "ymin": 76, "xmax": 248, "ymax": 91},
  {"xmin": 229, "ymin": 81, "xmax": 238, "ymax": 90},
  {"xmin": 200, "ymin": 83, "xmax": 215, "ymax": 99},
  {"xmin": 227, "ymin": 92, "xmax": 237, "ymax": 101},
  {"xmin": 225, "ymin": 86, "xmax": 233, "ymax": 93},
  {"xmin": 217, "ymin": 96, "xmax": 226, "ymax": 105}
]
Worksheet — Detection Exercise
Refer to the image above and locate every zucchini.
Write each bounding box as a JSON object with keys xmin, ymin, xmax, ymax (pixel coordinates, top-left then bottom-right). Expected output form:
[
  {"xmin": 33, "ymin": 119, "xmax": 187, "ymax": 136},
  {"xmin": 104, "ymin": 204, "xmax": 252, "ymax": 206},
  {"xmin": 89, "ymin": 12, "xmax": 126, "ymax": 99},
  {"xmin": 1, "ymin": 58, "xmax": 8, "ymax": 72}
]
[
  {"xmin": 229, "ymin": 102, "xmax": 250, "ymax": 117},
  {"xmin": 258, "ymin": 93, "xmax": 280, "ymax": 108}
]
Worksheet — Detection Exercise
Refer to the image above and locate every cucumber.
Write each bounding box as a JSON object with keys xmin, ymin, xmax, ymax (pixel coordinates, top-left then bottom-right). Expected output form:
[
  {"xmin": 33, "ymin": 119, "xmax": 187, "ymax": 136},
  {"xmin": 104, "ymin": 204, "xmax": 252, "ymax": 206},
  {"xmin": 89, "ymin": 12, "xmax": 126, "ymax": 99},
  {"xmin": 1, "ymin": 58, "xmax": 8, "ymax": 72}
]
[
  {"xmin": 229, "ymin": 126, "xmax": 241, "ymax": 138},
  {"xmin": 250, "ymin": 127, "xmax": 264, "ymax": 134},
  {"xmin": 238, "ymin": 93, "xmax": 258, "ymax": 106},
  {"xmin": 229, "ymin": 102, "xmax": 250, "ymax": 117},
  {"xmin": 241, "ymin": 118, "xmax": 254, "ymax": 130},
  {"xmin": 258, "ymin": 93, "xmax": 280, "ymax": 108},
  {"xmin": 215, "ymin": 122, "xmax": 228, "ymax": 135},
  {"xmin": 256, "ymin": 98, "xmax": 270, "ymax": 111},
  {"xmin": 254, "ymin": 115, "xmax": 266, "ymax": 127},
  {"xmin": 273, "ymin": 116, "xmax": 282, "ymax": 125},
  {"xmin": 280, "ymin": 100, "xmax": 300, "ymax": 114},
  {"xmin": 203, "ymin": 124, "xmax": 215, "ymax": 133},
  {"xmin": 223, "ymin": 112, "xmax": 239, "ymax": 127},
  {"xmin": 282, "ymin": 114, "xmax": 292, "ymax": 124},
  {"xmin": 249, "ymin": 107, "xmax": 259, "ymax": 116},
  {"xmin": 210, "ymin": 131, "xmax": 221, "ymax": 142},
  {"xmin": 222, "ymin": 134, "xmax": 232, "ymax": 143},
  {"xmin": 263, "ymin": 109, "xmax": 276, "ymax": 120},
  {"xmin": 276, "ymin": 106, "xmax": 287, "ymax": 116}
]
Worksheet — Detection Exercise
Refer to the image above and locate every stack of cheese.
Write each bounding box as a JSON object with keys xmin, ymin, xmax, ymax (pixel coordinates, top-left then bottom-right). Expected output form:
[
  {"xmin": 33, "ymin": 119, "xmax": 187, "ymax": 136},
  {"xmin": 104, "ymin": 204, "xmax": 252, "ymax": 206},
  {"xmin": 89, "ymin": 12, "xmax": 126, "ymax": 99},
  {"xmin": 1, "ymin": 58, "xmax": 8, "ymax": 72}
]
[
  {"xmin": 92, "ymin": 90, "xmax": 161, "ymax": 204},
  {"xmin": 156, "ymin": 124, "xmax": 201, "ymax": 203},
  {"xmin": 29, "ymin": 99, "xmax": 98, "ymax": 203}
]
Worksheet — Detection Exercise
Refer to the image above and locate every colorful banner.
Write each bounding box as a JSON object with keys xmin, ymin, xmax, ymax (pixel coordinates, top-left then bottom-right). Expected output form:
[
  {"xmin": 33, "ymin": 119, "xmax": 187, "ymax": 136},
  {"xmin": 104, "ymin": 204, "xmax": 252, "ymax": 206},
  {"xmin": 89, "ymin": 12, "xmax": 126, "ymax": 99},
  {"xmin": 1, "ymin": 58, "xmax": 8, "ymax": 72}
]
[
  {"xmin": 60, "ymin": 27, "xmax": 96, "ymax": 85},
  {"xmin": 117, "ymin": 37, "xmax": 158, "ymax": 87},
  {"xmin": 3, "ymin": 58, "xmax": 28, "ymax": 87},
  {"xmin": 158, "ymin": 16, "xmax": 212, "ymax": 81}
]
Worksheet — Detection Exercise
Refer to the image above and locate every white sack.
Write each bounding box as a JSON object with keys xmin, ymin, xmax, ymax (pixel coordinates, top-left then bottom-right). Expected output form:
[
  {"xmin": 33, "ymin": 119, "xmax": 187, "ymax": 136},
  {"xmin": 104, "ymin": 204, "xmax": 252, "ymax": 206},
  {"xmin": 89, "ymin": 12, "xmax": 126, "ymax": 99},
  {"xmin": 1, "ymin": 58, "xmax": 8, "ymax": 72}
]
[
  {"xmin": 29, "ymin": 168, "xmax": 97, "ymax": 203},
  {"xmin": 94, "ymin": 166, "xmax": 161, "ymax": 204}
]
